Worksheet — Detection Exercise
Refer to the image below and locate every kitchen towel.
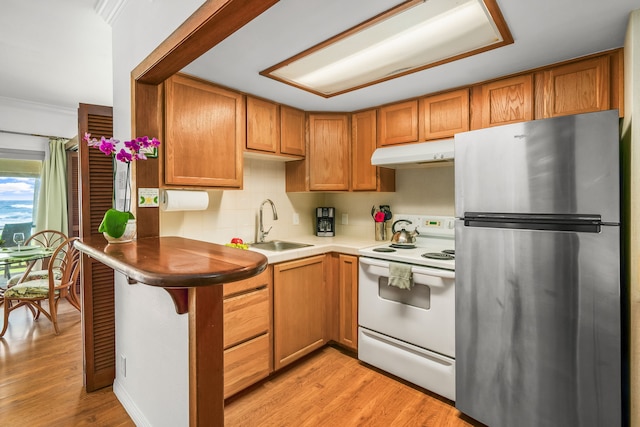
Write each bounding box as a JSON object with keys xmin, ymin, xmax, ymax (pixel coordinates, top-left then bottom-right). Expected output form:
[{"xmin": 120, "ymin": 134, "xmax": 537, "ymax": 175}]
[
  {"xmin": 161, "ymin": 190, "xmax": 209, "ymax": 211},
  {"xmin": 388, "ymin": 262, "xmax": 413, "ymax": 290}
]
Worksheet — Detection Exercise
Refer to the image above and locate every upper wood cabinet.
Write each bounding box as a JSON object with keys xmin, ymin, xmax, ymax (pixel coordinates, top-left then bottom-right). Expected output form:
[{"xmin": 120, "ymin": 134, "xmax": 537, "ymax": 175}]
[
  {"xmin": 377, "ymin": 100, "xmax": 418, "ymax": 146},
  {"xmin": 471, "ymin": 74, "xmax": 534, "ymax": 129},
  {"xmin": 164, "ymin": 74, "xmax": 244, "ymax": 188},
  {"xmin": 535, "ymin": 55, "xmax": 614, "ymax": 119},
  {"xmin": 351, "ymin": 109, "xmax": 394, "ymax": 192},
  {"xmin": 280, "ymin": 105, "xmax": 306, "ymax": 156},
  {"xmin": 308, "ymin": 113, "xmax": 350, "ymax": 191},
  {"xmin": 419, "ymin": 88, "xmax": 469, "ymax": 140},
  {"xmin": 246, "ymin": 98, "xmax": 305, "ymax": 158},
  {"xmin": 246, "ymin": 96, "xmax": 280, "ymax": 153}
]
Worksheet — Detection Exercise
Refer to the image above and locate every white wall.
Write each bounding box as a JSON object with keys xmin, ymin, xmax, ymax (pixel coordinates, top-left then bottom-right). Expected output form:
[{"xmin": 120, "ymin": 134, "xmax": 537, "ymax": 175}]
[
  {"xmin": 110, "ymin": 1, "xmax": 207, "ymax": 426},
  {"xmin": 0, "ymin": 96, "xmax": 77, "ymax": 145}
]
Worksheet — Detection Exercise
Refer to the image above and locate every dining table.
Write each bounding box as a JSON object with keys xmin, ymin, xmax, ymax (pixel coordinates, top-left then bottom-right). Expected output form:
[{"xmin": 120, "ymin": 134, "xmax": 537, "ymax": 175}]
[{"xmin": 0, "ymin": 245, "xmax": 55, "ymax": 292}]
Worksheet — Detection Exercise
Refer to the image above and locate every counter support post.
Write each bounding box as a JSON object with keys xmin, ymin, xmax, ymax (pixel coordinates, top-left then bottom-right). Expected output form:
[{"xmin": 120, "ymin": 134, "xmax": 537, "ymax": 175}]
[{"xmin": 189, "ymin": 285, "xmax": 224, "ymax": 426}]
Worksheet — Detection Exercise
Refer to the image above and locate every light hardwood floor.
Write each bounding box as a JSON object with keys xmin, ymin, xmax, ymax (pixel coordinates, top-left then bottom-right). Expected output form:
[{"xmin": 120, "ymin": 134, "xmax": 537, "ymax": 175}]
[
  {"xmin": 0, "ymin": 299, "xmax": 133, "ymax": 426},
  {"xmin": 0, "ymin": 300, "xmax": 481, "ymax": 426},
  {"xmin": 226, "ymin": 346, "xmax": 482, "ymax": 427}
]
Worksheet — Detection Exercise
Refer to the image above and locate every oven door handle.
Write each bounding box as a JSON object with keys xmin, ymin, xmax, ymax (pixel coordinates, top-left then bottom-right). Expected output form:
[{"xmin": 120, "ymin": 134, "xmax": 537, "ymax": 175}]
[{"xmin": 359, "ymin": 257, "xmax": 455, "ymax": 279}]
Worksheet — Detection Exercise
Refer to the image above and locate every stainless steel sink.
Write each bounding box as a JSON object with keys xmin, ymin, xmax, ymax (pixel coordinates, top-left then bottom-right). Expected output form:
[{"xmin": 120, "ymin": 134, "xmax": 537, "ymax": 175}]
[{"xmin": 249, "ymin": 240, "xmax": 313, "ymax": 251}]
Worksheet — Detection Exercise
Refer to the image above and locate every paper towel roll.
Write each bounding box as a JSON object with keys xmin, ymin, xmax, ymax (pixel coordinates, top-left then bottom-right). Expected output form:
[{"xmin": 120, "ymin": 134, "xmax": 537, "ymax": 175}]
[{"xmin": 161, "ymin": 190, "xmax": 209, "ymax": 211}]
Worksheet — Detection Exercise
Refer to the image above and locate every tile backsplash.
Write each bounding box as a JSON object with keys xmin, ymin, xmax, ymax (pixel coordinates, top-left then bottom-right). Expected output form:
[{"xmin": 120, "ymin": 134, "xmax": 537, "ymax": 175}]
[{"xmin": 160, "ymin": 158, "xmax": 454, "ymax": 243}]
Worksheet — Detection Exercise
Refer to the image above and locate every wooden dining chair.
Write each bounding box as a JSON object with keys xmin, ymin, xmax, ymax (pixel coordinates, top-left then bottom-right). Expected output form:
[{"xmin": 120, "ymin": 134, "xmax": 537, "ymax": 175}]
[
  {"xmin": 0, "ymin": 237, "xmax": 81, "ymax": 337},
  {"xmin": 6, "ymin": 230, "xmax": 67, "ymax": 287}
]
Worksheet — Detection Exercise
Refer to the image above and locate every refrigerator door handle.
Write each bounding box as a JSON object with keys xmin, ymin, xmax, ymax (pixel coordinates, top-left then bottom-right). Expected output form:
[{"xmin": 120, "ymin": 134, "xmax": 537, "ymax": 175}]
[{"xmin": 462, "ymin": 212, "xmax": 604, "ymax": 233}]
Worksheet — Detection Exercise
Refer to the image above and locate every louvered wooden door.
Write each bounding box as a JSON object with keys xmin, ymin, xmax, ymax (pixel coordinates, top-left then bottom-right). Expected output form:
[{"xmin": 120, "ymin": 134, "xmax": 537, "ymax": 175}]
[{"xmin": 77, "ymin": 103, "xmax": 116, "ymax": 392}]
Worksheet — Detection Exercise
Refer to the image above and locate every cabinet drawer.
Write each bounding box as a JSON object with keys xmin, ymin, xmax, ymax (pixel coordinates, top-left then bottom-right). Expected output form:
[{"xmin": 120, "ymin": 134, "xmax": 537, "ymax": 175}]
[
  {"xmin": 224, "ymin": 333, "xmax": 271, "ymax": 398},
  {"xmin": 223, "ymin": 287, "xmax": 269, "ymax": 348},
  {"xmin": 223, "ymin": 266, "xmax": 270, "ymax": 297}
]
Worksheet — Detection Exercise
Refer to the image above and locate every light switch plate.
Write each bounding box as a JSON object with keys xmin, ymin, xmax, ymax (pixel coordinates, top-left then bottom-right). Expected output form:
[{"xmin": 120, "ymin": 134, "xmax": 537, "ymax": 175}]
[{"xmin": 342, "ymin": 213, "xmax": 348, "ymax": 225}]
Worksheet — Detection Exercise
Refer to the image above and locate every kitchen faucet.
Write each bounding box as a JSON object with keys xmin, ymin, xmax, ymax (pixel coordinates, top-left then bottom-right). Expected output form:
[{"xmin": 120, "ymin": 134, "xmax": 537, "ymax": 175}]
[{"xmin": 258, "ymin": 199, "xmax": 278, "ymax": 242}]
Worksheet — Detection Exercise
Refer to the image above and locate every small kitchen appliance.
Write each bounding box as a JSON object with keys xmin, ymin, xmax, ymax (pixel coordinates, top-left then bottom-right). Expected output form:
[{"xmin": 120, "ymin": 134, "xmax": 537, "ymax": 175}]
[
  {"xmin": 315, "ymin": 207, "xmax": 335, "ymax": 237},
  {"xmin": 358, "ymin": 214, "xmax": 456, "ymax": 400}
]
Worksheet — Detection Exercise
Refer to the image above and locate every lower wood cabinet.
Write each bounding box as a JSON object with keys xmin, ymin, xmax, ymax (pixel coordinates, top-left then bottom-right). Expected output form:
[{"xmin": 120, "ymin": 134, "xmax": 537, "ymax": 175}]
[
  {"xmin": 337, "ymin": 254, "xmax": 358, "ymax": 351},
  {"xmin": 273, "ymin": 255, "xmax": 326, "ymax": 370},
  {"xmin": 223, "ymin": 266, "xmax": 272, "ymax": 398},
  {"xmin": 327, "ymin": 253, "xmax": 359, "ymax": 352}
]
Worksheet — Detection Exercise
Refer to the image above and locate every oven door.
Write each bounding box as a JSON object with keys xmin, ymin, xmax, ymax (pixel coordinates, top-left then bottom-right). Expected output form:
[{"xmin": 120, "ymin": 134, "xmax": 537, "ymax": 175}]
[{"xmin": 358, "ymin": 257, "xmax": 455, "ymax": 358}]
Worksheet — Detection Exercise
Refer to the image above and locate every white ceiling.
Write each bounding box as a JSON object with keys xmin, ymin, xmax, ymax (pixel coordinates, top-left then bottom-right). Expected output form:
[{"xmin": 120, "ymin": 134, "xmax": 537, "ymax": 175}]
[
  {"xmin": 0, "ymin": 0, "xmax": 112, "ymax": 110},
  {"xmin": 0, "ymin": 0, "xmax": 636, "ymax": 113},
  {"xmin": 184, "ymin": 0, "xmax": 637, "ymax": 112}
]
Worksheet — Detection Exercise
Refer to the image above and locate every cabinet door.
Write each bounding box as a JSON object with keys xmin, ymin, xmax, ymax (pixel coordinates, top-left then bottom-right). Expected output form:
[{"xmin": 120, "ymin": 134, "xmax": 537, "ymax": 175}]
[
  {"xmin": 246, "ymin": 96, "xmax": 279, "ymax": 153},
  {"xmin": 164, "ymin": 74, "xmax": 244, "ymax": 187},
  {"xmin": 419, "ymin": 88, "xmax": 469, "ymax": 140},
  {"xmin": 351, "ymin": 110, "xmax": 377, "ymax": 191},
  {"xmin": 472, "ymin": 74, "xmax": 533, "ymax": 129},
  {"xmin": 537, "ymin": 55, "xmax": 610, "ymax": 119},
  {"xmin": 308, "ymin": 114, "xmax": 350, "ymax": 191},
  {"xmin": 378, "ymin": 100, "xmax": 418, "ymax": 146},
  {"xmin": 280, "ymin": 105, "xmax": 306, "ymax": 156},
  {"xmin": 273, "ymin": 255, "xmax": 325, "ymax": 370},
  {"xmin": 338, "ymin": 254, "xmax": 358, "ymax": 351}
]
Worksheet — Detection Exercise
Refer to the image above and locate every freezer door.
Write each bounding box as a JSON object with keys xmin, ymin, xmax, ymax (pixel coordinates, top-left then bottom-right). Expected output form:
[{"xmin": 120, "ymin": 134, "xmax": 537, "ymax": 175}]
[
  {"xmin": 455, "ymin": 221, "xmax": 621, "ymax": 427},
  {"xmin": 454, "ymin": 110, "xmax": 620, "ymax": 223}
]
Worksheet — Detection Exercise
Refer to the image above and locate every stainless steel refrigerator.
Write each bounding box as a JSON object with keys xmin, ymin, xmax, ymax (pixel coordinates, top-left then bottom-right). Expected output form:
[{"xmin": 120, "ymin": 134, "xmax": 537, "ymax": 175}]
[{"xmin": 454, "ymin": 110, "xmax": 622, "ymax": 427}]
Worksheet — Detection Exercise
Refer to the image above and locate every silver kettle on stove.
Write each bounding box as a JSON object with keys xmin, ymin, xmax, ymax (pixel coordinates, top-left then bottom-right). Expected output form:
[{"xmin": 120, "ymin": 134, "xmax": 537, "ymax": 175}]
[{"xmin": 390, "ymin": 219, "xmax": 419, "ymax": 246}]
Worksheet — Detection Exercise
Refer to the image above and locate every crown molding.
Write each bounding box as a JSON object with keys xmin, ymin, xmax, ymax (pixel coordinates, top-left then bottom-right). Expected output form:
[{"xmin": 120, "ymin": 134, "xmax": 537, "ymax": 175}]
[
  {"xmin": 0, "ymin": 96, "xmax": 76, "ymax": 116},
  {"xmin": 95, "ymin": 0, "xmax": 128, "ymax": 26}
]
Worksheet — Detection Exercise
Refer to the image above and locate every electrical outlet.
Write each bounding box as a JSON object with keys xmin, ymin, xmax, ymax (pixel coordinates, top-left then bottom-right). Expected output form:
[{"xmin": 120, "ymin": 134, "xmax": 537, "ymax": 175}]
[
  {"xmin": 120, "ymin": 354, "xmax": 127, "ymax": 378},
  {"xmin": 342, "ymin": 213, "xmax": 348, "ymax": 225},
  {"xmin": 293, "ymin": 212, "xmax": 300, "ymax": 225}
]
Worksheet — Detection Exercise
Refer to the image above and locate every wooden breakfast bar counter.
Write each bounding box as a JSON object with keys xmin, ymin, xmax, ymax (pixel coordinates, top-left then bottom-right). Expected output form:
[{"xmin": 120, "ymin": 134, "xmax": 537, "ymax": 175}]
[{"xmin": 75, "ymin": 236, "xmax": 268, "ymax": 427}]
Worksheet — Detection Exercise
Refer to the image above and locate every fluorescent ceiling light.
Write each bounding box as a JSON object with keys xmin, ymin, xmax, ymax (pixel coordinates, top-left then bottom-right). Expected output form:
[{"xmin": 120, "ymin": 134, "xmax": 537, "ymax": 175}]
[{"xmin": 261, "ymin": 0, "xmax": 512, "ymax": 97}]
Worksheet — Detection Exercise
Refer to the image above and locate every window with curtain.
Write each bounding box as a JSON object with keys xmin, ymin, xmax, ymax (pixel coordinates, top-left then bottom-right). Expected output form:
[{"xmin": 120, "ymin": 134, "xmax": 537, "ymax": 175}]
[{"xmin": 0, "ymin": 158, "xmax": 42, "ymax": 235}]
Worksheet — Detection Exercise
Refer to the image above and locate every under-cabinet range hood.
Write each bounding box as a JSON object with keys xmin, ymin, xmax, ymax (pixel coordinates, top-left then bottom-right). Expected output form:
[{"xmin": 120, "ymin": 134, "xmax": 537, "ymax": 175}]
[{"xmin": 371, "ymin": 139, "xmax": 454, "ymax": 168}]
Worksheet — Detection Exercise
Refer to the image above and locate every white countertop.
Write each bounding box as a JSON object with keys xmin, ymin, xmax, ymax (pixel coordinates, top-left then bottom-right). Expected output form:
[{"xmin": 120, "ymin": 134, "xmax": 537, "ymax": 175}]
[{"xmin": 245, "ymin": 235, "xmax": 382, "ymax": 264}]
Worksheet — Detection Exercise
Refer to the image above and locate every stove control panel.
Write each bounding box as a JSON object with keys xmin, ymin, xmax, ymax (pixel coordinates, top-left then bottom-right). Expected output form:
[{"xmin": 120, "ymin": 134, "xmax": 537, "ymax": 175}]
[{"xmin": 393, "ymin": 215, "xmax": 455, "ymax": 238}]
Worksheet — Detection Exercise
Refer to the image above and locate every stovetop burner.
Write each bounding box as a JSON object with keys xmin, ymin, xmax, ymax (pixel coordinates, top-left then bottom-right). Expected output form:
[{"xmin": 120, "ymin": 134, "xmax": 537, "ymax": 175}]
[
  {"xmin": 421, "ymin": 252, "xmax": 455, "ymax": 260},
  {"xmin": 372, "ymin": 247, "xmax": 396, "ymax": 253},
  {"xmin": 390, "ymin": 244, "xmax": 416, "ymax": 249},
  {"xmin": 442, "ymin": 249, "xmax": 455, "ymax": 255}
]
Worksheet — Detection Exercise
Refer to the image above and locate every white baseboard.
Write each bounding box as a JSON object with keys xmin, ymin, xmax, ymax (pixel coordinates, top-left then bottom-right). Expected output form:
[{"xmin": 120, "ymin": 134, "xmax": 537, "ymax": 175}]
[{"xmin": 113, "ymin": 378, "xmax": 153, "ymax": 427}]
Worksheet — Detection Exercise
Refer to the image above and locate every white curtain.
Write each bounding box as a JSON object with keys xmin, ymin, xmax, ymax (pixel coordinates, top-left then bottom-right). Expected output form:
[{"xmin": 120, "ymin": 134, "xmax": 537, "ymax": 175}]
[{"xmin": 35, "ymin": 138, "xmax": 68, "ymax": 235}]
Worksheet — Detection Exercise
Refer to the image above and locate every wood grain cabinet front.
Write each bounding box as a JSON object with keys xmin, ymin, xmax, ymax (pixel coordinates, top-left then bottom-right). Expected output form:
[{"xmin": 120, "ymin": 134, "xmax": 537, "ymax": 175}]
[
  {"xmin": 246, "ymin": 96, "xmax": 280, "ymax": 153},
  {"xmin": 337, "ymin": 254, "xmax": 358, "ymax": 351},
  {"xmin": 471, "ymin": 74, "xmax": 534, "ymax": 129},
  {"xmin": 351, "ymin": 109, "xmax": 394, "ymax": 192},
  {"xmin": 307, "ymin": 114, "xmax": 350, "ymax": 191},
  {"xmin": 377, "ymin": 100, "xmax": 419, "ymax": 146},
  {"xmin": 164, "ymin": 74, "xmax": 244, "ymax": 188},
  {"xmin": 535, "ymin": 55, "xmax": 614, "ymax": 119},
  {"xmin": 279, "ymin": 105, "xmax": 306, "ymax": 157},
  {"xmin": 419, "ymin": 88, "xmax": 469, "ymax": 140},
  {"xmin": 273, "ymin": 255, "xmax": 326, "ymax": 370},
  {"xmin": 223, "ymin": 266, "xmax": 272, "ymax": 398}
]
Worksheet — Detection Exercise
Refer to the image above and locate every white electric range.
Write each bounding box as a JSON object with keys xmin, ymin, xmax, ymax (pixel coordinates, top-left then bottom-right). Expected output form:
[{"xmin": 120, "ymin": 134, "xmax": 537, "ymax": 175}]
[{"xmin": 357, "ymin": 214, "xmax": 456, "ymax": 401}]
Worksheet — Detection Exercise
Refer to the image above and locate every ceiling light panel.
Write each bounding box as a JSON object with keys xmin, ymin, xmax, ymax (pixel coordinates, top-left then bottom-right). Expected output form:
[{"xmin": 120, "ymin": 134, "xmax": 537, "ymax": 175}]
[{"xmin": 262, "ymin": 0, "xmax": 512, "ymax": 97}]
